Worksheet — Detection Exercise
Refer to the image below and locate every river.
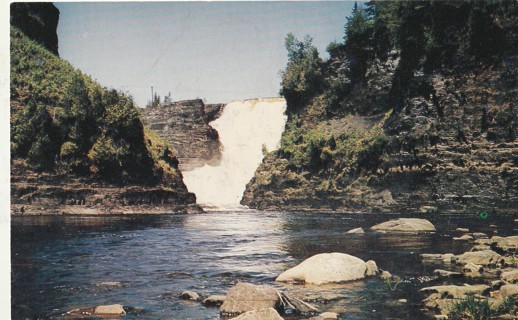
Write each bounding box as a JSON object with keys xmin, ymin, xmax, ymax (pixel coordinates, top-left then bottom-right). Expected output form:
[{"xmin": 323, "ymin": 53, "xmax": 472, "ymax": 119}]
[{"xmin": 11, "ymin": 211, "xmax": 516, "ymax": 319}]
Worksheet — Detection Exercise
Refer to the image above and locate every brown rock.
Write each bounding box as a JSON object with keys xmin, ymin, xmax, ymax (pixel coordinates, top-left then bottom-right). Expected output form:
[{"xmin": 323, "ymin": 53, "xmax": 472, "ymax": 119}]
[
  {"xmin": 94, "ymin": 304, "xmax": 126, "ymax": 317},
  {"xmin": 500, "ymin": 269, "xmax": 518, "ymax": 284},
  {"xmin": 453, "ymin": 250, "xmax": 502, "ymax": 266},
  {"xmin": 370, "ymin": 218, "xmax": 436, "ymax": 233},
  {"xmin": 500, "ymin": 284, "xmax": 518, "ymax": 297},
  {"xmin": 202, "ymin": 295, "xmax": 226, "ymax": 307},
  {"xmin": 229, "ymin": 308, "xmax": 283, "ymax": 320},
  {"xmin": 220, "ymin": 283, "xmax": 280, "ymax": 316}
]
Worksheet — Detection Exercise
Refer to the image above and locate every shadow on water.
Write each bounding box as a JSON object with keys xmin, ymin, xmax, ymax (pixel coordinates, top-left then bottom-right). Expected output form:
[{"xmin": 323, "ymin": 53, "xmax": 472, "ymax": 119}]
[{"xmin": 11, "ymin": 211, "xmax": 518, "ymax": 319}]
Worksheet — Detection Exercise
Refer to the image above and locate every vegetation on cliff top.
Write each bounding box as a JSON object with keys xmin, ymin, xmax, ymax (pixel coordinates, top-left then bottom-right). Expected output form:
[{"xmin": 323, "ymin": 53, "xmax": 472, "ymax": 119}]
[{"xmin": 10, "ymin": 27, "xmax": 180, "ymax": 185}]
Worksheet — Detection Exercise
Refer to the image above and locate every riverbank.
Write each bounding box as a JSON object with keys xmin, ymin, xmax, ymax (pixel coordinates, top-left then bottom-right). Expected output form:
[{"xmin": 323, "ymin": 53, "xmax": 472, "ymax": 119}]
[{"xmin": 11, "ymin": 160, "xmax": 202, "ymax": 216}]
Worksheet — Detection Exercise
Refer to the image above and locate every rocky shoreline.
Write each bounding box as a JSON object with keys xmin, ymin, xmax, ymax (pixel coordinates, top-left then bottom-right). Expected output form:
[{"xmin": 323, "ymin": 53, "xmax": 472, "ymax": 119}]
[{"xmin": 11, "ymin": 160, "xmax": 202, "ymax": 216}]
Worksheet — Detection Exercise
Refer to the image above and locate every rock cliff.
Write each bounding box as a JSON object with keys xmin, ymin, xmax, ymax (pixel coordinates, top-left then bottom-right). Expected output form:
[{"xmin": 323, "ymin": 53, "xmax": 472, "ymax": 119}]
[
  {"xmin": 10, "ymin": 2, "xmax": 60, "ymax": 56},
  {"xmin": 141, "ymin": 100, "xmax": 224, "ymax": 171},
  {"xmin": 243, "ymin": 1, "xmax": 518, "ymax": 214}
]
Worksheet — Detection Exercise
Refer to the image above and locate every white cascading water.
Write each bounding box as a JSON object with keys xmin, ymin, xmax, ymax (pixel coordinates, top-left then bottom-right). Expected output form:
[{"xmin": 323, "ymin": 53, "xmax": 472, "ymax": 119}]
[{"xmin": 182, "ymin": 98, "xmax": 287, "ymax": 209}]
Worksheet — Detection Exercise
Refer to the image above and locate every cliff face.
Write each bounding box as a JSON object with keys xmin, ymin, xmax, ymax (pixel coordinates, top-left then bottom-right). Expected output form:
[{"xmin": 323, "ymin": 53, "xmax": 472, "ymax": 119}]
[
  {"xmin": 243, "ymin": 1, "xmax": 518, "ymax": 214},
  {"xmin": 10, "ymin": 2, "xmax": 60, "ymax": 56},
  {"xmin": 141, "ymin": 100, "xmax": 224, "ymax": 171}
]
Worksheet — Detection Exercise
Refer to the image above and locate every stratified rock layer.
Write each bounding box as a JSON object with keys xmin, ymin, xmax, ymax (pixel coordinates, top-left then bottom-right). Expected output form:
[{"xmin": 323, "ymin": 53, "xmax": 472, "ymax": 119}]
[{"xmin": 141, "ymin": 99, "xmax": 224, "ymax": 171}]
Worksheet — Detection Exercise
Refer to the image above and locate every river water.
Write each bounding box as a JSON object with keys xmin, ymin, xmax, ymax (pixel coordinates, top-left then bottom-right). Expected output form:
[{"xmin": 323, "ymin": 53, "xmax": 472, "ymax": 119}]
[{"xmin": 11, "ymin": 211, "xmax": 517, "ymax": 319}]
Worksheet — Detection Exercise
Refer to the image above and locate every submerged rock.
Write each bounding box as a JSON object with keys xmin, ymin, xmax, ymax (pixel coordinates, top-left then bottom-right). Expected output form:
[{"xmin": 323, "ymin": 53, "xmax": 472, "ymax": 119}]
[
  {"xmin": 370, "ymin": 218, "xmax": 436, "ymax": 233},
  {"xmin": 229, "ymin": 308, "xmax": 283, "ymax": 320},
  {"xmin": 180, "ymin": 291, "xmax": 200, "ymax": 301},
  {"xmin": 220, "ymin": 283, "xmax": 280, "ymax": 316},
  {"xmin": 63, "ymin": 304, "xmax": 126, "ymax": 318},
  {"xmin": 276, "ymin": 253, "xmax": 369, "ymax": 285},
  {"xmin": 202, "ymin": 295, "xmax": 226, "ymax": 307}
]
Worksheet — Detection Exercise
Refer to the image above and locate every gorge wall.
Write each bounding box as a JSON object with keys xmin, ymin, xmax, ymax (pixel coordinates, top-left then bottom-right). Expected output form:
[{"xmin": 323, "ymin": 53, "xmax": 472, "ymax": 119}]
[
  {"xmin": 10, "ymin": 2, "xmax": 60, "ymax": 56},
  {"xmin": 242, "ymin": 1, "xmax": 518, "ymax": 214},
  {"xmin": 10, "ymin": 5, "xmax": 199, "ymax": 215},
  {"xmin": 141, "ymin": 100, "xmax": 224, "ymax": 171}
]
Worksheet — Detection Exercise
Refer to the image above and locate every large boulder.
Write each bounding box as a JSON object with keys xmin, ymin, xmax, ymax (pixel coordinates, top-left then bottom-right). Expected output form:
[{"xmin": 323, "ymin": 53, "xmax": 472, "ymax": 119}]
[
  {"xmin": 370, "ymin": 218, "xmax": 436, "ymax": 233},
  {"xmin": 220, "ymin": 283, "xmax": 280, "ymax": 317},
  {"xmin": 230, "ymin": 308, "xmax": 283, "ymax": 320},
  {"xmin": 276, "ymin": 253, "xmax": 369, "ymax": 285}
]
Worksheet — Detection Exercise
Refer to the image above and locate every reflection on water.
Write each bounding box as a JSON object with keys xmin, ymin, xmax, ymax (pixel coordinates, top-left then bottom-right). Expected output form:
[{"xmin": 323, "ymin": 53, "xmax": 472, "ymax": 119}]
[{"xmin": 11, "ymin": 211, "xmax": 517, "ymax": 319}]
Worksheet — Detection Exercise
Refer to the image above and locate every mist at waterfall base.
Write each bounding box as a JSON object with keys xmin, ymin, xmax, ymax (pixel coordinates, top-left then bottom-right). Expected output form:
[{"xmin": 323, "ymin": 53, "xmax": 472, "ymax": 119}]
[{"xmin": 182, "ymin": 98, "xmax": 287, "ymax": 208}]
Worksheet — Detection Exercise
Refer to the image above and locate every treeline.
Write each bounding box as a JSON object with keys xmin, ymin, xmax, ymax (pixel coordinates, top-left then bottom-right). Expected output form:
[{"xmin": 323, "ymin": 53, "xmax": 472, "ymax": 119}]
[
  {"xmin": 11, "ymin": 27, "xmax": 178, "ymax": 184},
  {"xmin": 281, "ymin": 0, "xmax": 517, "ymax": 114}
]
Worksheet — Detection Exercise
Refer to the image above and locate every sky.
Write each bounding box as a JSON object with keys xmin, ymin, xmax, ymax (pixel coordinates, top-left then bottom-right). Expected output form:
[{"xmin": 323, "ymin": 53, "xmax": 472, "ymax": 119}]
[{"xmin": 55, "ymin": 1, "xmax": 356, "ymax": 107}]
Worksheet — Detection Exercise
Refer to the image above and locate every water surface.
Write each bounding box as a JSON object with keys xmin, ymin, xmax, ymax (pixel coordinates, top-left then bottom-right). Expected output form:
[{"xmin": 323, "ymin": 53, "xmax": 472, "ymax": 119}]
[{"xmin": 11, "ymin": 211, "xmax": 517, "ymax": 319}]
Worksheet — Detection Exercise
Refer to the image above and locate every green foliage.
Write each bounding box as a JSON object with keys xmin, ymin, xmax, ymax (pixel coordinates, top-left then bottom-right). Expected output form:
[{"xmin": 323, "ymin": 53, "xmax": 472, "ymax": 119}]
[
  {"xmin": 449, "ymin": 294, "xmax": 491, "ymax": 320},
  {"xmin": 60, "ymin": 141, "xmax": 79, "ymax": 159},
  {"xmin": 280, "ymin": 33, "xmax": 324, "ymax": 112},
  {"xmin": 10, "ymin": 27, "xmax": 173, "ymax": 184},
  {"xmin": 87, "ymin": 135, "xmax": 126, "ymax": 178}
]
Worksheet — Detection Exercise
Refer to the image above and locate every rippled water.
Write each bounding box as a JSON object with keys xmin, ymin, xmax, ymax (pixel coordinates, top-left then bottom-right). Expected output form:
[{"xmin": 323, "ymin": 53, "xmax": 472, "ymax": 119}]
[{"xmin": 11, "ymin": 211, "xmax": 517, "ymax": 319}]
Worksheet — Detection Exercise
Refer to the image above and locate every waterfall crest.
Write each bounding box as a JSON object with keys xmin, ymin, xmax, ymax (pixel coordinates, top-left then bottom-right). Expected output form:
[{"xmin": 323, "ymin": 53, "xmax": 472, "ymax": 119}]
[{"xmin": 182, "ymin": 98, "xmax": 287, "ymax": 209}]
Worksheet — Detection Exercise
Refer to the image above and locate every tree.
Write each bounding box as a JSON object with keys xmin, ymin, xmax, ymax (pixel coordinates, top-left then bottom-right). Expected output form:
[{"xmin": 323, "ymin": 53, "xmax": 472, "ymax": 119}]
[{"xmin": 280, "ymin": 33, "xmax": 324, "ymax": 112}]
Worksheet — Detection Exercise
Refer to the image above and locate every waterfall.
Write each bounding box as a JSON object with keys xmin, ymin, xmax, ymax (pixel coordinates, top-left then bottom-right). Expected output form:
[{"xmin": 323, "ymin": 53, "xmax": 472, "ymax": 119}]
[{"xmin": 182, "ymin": 98, "xmax": 287, "ymax": 209}]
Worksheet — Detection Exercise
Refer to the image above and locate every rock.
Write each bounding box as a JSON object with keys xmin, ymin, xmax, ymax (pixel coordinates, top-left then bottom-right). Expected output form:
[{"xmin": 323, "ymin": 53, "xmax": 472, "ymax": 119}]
[
  {"xmin": 491, "ymin": 280, "xmax": 505, "ymax": 289},
  {"xmin": 370, "ymin": 218, "xmax": 436, "ymax": 233},
  {"xmin": 10, "ymin": 3, "xmax": 60, "ymax": 55},
  {"xmin": 420, "ymin": 284, "xmax": 490, "ymax": 298},
  {"xmin": 93, "ymin": 304, "xmax": 126, "ymax": 316},
  {"xmin": 94, "ymin": 304, "xmax": 126, "ymax": 317},
  {"xmin": 471, "ymin": 244, "xmax": 491, "ymax": 251},
  {"xmin": 492, "ymin": 236, "xmax": 518, "ymax": 254},
  {"xmin": 276, "ymin": 253, "xmax": 368, "ymax": 285},
  {"xmin": 365, "ymin": 260, "xmax": 379, "ymax": 277},
  {"xmin": 229, "ymin": 308, "xmax": 283, "ymax": 320},
  {"xmin": 346, "ymin": 227, "xmax": 364, "ymax": 234},
  {"xmin": 202, "ymin": 295, "xmax": 226, "ymax": 307},
  {"xmin": 63, "ymin": 304, "xmax": 126, "ymax": 318},
  {"xmin": 434, "ymin": 269, "xmax": 463, "ymax": 278},
  {"xmin": 456, "ymin": 228, "xmax": 470, "ymax": 233},
  {"xmin": 180, "ymin": 291, "xmax": 200, "ymax": 301},
  {"xmin": 380, "ymin": 270, "xmax": 392, "ymax": 280},
  {"xmin": 453, "ymin": 234, "xmax": 473, "ymax": 241},
  {"xmin": 319, "ymin": 312, "xmax": 339, "ymax": 319},
  {"xmin": 453, "ymin": 250, "xmax": 502, "ymax": 266},
  {"xmin": 421, "ymin": 253, "xmax": 454, "ymax": 264},
  {"xmin": 469, "ymin": 232, "xmax": 488, "ymax": 239},
  {"xmin": 500, "ymin": 284, "xmax": 518, "ymax": 297},
  {"xmin": 500, "ymin": 269, "xmax": 518, "ymax": 283},
  {"xmin": 434, "ymin": 315, "xmax": 448, "ymax": 320},
  {"xmin": 220, "ymin": 283, "xmax": 280, "ymax": 316},
  {"xmin": 463, "ymin": 262, "xmax": 484, "ymax": 273},
  {"xmin": 419, "ymin": 205, "xmax": 437, "ymax": 213}
]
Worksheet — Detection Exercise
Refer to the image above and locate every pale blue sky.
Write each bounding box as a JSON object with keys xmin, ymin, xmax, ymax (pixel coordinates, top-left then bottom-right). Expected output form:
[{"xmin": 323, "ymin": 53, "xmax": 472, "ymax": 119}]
[{"xmin": 56, "ymin": 2, "xmax": 355, "ymax": 107}]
